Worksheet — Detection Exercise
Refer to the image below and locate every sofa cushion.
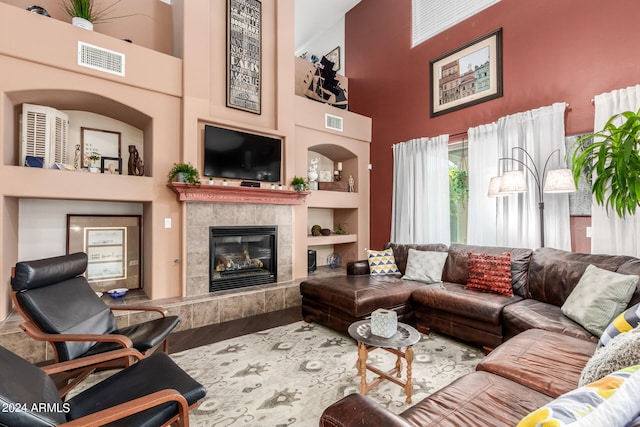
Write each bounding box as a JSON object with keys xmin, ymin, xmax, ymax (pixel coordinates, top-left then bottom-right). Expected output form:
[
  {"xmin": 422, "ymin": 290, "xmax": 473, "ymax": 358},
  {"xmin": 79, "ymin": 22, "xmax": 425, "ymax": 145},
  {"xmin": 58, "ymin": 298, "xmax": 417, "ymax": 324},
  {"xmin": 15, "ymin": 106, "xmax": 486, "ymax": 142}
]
[
  {"xmin": 441, "ymin": 243, "xmax": 532, "ymax": 297},
  {"xmin": 617, "ymin": 259, "xmax": 640, "ymax": 307},
  {"xmin": 402, "ymin": 249, "xmax": 448, "ymax": 284},
  {"xmin": 300, "ymin": 275, "xmax": 421, "ymax": 318},
  {"xmin": 580, "ymin": 327, "xmax": 640, "ymax": 386},
  {"xmin": 384, "ymin": 242, "xmax": 449, "ymax": 275},
  {"xmin": 561, "ymin": 264, "xmax": 638, "ymax": 337},
  {"xmin": 503, "ymin": 299, "xmax": 597, "ymax": 342},
  {"xmin": 465, "ymin": 252, "xmax": 513, "ymax": 296},
  {"xmin": 401, "ymin": 371, "xmax": 552, "ymax": 427},
  {"xmin": 527, "ymin": 247, "xmax": 635, "ymax": 306},
  {"xmin": 518, "ymin": 365, "xmax": 640, "ymax": 427},
  {"xmin": 477, "ymin": 328, "xmax": 596, "ymax": 398},
  {"xmin": 411, "ymin": 281, "xmax": 522, "ymax": 326},
  {"xmin": 367, "ymin": 248, "xmax": 400, "ymax": 276},
  {"xmin": 599, "ymin": 303, "xmax": 640, "ymax": 349}
]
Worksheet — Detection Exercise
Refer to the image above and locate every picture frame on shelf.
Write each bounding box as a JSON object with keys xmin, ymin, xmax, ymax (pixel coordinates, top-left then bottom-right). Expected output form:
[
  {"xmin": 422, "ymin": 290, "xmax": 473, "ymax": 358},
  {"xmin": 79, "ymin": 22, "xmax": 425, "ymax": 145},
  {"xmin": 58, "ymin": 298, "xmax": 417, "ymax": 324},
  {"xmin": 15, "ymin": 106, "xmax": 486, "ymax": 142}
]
[
  {"xmin": 66, "ymin": 215, "xmax": 142, "ymax": 290},
  {"xmin": 226, "ymin": 0, "xmax": 262, "ymax": 114},
  {"xmin": 81, "ymin": 127, "xmax": 122, "ymax": 169},
  {"xmin": 430, "ymin": 28, "xmax": 503, "ymax": 117},
  {"xmin": 325, "ymin": 46, "xmax": 340, "ymax": 72},
  {"xmin": 100, "ymin": 156, "xmax": 122, "ymax": 174}
]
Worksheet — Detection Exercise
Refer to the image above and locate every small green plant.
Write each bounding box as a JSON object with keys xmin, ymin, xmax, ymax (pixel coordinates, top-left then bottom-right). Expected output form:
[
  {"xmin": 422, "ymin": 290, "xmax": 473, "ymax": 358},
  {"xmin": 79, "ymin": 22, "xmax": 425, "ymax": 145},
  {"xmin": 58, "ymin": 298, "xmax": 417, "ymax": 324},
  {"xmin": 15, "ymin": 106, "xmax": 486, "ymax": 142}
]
[
  {"xmin": 290, "ymin": 176, "xmax": 308, "ymax": 192},
  {"xmin": 168, "ymin": 162, "xmax": 200, "ymax": 185},
  {"xmin": 60, "ymin": 0, "xmax": 123, "ymax": 23}
]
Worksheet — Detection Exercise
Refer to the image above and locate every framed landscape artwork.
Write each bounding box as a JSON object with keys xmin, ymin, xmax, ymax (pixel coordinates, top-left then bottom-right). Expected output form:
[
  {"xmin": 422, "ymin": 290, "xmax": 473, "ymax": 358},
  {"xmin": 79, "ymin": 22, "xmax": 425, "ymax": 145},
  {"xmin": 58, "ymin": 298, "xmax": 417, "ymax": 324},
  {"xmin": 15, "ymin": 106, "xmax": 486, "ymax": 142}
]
[{"xmin": 430, "ymin": 28, "xmax": 503, "ymax": 117}]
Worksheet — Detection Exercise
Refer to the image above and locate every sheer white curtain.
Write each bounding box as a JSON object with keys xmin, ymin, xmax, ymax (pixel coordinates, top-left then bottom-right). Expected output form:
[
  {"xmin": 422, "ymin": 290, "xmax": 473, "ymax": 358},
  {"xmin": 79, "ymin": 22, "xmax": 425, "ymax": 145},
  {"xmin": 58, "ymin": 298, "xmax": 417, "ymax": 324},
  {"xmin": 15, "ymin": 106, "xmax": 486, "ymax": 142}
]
[
  {"xmin": 391, "ymin": 135, "xmax": 450, "ymax": 244},
  {"xmin": 467, "ymin": 123, "xmax": 499, "ymax": 245},
  {"xmin": 591, "ymin": 85, "xmax": 640, "ymax": 256},
  {"xmin": 467, "ymin": 103, "xmax": 571, "ymax": 249}
]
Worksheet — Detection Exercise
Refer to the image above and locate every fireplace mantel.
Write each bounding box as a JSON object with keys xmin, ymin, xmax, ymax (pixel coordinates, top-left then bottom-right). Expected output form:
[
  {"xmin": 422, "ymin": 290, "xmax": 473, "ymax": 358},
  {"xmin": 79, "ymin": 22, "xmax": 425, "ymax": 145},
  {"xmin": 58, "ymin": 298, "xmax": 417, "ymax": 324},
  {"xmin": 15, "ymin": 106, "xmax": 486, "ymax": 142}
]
[{"xmin": 168, "ymin": 182, "xmax": 309, "ymax": 205}]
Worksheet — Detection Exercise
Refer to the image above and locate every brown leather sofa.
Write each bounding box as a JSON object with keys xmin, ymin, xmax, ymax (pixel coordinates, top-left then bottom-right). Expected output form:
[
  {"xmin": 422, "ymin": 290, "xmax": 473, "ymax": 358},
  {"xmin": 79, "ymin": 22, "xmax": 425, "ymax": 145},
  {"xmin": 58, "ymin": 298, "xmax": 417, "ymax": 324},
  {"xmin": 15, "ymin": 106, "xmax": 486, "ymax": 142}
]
[
  {"xmin": 301, "ymin": 243, "xmax": 640, "ymax": 349},
  {"xmin": 301, "ymin": 243, "xmax": 640, "ymax": 426}
]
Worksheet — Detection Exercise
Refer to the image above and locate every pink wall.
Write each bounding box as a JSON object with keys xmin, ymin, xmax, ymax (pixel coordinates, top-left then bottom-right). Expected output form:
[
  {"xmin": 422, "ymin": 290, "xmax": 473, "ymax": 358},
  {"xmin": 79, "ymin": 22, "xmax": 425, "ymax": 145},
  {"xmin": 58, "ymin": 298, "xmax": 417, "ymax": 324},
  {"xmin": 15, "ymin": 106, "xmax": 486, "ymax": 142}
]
[{"xmin": 346, "ymin": 0, "xmax": 640, "ymax": 249}]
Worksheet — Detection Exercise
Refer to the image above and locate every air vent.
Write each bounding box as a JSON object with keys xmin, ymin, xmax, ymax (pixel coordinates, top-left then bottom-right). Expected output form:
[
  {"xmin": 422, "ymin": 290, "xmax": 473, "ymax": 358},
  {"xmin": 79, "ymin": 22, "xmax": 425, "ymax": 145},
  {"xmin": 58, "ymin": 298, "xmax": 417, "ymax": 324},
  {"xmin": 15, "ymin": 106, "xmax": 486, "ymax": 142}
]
[
  {"xmin": 325, "ymin": 113, "xmax": 343, "ymax": 132},
  {"xmin": 77, "ymin": 42, "xmax": 125, "ymax": 76}
]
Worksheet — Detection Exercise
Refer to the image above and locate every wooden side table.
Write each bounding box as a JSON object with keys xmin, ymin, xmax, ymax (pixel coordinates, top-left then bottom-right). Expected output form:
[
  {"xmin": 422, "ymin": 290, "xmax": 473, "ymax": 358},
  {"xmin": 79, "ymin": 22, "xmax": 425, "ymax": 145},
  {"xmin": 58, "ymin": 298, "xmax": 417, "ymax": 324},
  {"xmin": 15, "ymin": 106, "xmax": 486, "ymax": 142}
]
[{"xmin": 347, "ymin": 320, "xmax": 421, "ymax": 403}]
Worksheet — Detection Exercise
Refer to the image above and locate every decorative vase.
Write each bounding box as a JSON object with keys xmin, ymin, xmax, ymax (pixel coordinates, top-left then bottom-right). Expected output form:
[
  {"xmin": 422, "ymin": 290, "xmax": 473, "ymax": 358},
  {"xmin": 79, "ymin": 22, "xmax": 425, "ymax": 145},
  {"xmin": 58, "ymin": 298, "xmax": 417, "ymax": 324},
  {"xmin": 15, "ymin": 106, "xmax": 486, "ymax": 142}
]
[
  {"xmin": 72, "ymin": 17, "xmax": 93, "ymax": 31},
  {"xmin": 176, "ymin": 172, "xmax": 185, "ymax": 182}
]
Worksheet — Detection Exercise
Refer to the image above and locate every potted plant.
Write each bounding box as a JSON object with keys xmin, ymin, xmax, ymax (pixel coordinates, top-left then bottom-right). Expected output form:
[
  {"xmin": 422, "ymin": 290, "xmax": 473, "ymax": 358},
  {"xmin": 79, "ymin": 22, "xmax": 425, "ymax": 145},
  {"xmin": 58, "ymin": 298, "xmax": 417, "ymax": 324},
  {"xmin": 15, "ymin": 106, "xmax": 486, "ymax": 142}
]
[
  {"xmin": 571, "ymin": 108, "xmax": 640, "ymax": 217},
  {"xmin": 60, "ymin": 0, "xmax": 124, "ymax": 30},
  {"xmin": 168, "ymin": 162, "xmax": 200, "ymax": 185},
  {"xmin": 290, "ymin": 176, "xmax": 308, "ymax": 192}
]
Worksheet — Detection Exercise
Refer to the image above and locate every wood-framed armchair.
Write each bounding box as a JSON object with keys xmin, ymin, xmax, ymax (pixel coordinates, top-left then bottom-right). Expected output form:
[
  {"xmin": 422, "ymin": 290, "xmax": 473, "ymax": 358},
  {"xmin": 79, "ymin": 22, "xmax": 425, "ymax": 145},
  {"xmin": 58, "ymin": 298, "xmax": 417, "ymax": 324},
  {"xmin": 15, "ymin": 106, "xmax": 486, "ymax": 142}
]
[
  {"xmin": 10, "ymin": 252, "xmax": 180, "ymax": 394},
  {"xmin": 0, "ymin": 345, "xmax": 206, "ymax": 427}
]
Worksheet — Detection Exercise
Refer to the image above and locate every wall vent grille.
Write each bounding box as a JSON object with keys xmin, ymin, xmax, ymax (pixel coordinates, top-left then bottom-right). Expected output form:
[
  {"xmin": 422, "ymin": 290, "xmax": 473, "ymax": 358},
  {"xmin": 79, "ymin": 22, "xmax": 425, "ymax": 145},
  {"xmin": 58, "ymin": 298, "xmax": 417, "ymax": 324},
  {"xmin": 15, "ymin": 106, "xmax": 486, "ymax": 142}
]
[
  {"xmin": 325, "ymin": 113, "xmax": 343, "ymax": 132},
  {"xmin": 77, "ymin": 42, "xmax": 125, "ymax": 76}
]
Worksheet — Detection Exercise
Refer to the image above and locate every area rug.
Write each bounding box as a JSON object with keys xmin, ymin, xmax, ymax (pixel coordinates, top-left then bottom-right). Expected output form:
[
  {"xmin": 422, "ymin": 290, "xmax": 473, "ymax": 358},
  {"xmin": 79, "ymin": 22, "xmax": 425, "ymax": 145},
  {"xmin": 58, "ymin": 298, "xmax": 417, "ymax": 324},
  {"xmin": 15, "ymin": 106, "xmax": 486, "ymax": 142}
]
[{"xmin": 171, "ymin": 321, "xmax": 483, "ymax": 426}]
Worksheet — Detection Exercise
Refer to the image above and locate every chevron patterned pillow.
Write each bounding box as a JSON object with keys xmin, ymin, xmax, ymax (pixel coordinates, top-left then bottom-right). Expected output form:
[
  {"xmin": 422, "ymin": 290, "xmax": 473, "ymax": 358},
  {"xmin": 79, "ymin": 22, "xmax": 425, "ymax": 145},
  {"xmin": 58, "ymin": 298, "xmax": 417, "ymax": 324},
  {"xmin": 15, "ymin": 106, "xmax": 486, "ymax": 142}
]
[{"xmin": 367, "ymin": 248, "xmax": 400, "ymax": 276}]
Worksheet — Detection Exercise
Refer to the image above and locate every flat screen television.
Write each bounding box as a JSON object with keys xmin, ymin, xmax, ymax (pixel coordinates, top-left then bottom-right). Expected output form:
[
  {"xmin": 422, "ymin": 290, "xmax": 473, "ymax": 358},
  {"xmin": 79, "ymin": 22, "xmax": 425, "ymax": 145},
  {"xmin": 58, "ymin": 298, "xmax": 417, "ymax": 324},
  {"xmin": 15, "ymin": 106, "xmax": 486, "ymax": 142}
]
[{"xmin": 203, "ymin": 125, "xmax": 282, "ymax": 183}]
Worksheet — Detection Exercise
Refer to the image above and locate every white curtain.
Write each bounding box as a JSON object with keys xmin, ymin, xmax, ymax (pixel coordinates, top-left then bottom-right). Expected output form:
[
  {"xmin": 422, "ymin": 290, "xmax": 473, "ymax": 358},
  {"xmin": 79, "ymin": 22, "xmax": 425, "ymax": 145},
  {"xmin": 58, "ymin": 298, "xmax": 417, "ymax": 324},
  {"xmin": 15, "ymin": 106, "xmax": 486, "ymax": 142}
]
[
  {"xmin": 467, "ymin": 123, "xmax": 499, "ymax": 246},
  {"xmin": 467, "ymin": 102, "xmax": 571, "ymax": 250},
  {"xmin": 391, "ymin": 135, "xmax": 450, "ymax": 245},
  {"xmin": 591, "ymin": 85, "xmax": 640, "ymax": 256}
]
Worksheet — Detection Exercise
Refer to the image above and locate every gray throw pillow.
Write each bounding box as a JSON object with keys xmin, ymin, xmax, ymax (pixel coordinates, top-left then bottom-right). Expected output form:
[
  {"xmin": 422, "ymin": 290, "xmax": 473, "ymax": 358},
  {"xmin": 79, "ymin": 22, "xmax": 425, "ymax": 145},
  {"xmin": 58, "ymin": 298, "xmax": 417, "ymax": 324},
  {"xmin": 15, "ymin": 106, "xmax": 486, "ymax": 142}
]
[
  {"xmin": 579, "ymin": 327, "xmax": 640, "ymax": 386},
  {"xmin": 402, "ymin": 249, "xmax": 448, "ymax": 284},
  {"xmin": 561, "ymin": 264, "xmax": 639, "ymax": 337}
]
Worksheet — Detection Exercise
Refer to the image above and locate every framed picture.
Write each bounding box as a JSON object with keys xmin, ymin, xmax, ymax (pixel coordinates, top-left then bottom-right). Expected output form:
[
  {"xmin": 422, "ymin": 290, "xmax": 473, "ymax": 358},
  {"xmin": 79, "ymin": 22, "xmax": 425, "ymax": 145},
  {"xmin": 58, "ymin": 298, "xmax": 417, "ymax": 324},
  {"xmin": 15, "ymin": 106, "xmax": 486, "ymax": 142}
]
[
  {"xmin": 100, "ymin": 156, "xmax": 122, "ymax": 174},
  {"xmin": 325, "ymin": 46, "xmax": 340, "ymax": 72},
  {"xmin": 81, "ymin": 128, "xmax": 121, "ymax": 169},
  {"xmin": 66, "ymin": 215, "xmax": 142, "ymax": 290},
  {"xmin": 227, "ymin": 0, "xmax": 262, "ymax": 114},
  {"xmin": 430, "ymin": 28, "xmax": 503, "ymax": 117}
]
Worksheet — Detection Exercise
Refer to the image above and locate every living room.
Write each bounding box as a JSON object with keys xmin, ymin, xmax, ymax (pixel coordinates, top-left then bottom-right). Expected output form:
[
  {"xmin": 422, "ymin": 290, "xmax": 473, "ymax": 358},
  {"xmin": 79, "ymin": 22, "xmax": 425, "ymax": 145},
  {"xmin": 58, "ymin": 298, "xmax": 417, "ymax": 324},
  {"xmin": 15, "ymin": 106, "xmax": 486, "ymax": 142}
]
[{"xmin": 2, "ymin": 0, "xmax": 640, "ymax": 425}]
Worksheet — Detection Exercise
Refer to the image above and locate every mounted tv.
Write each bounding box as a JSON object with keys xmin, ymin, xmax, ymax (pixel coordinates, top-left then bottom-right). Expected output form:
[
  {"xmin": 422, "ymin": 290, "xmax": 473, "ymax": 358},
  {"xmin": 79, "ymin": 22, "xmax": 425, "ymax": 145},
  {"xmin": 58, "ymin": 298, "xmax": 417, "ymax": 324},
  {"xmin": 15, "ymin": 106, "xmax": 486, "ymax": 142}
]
[{"xmin": 203, "ymin": 125, "xmax": 282, "ymax": 183}]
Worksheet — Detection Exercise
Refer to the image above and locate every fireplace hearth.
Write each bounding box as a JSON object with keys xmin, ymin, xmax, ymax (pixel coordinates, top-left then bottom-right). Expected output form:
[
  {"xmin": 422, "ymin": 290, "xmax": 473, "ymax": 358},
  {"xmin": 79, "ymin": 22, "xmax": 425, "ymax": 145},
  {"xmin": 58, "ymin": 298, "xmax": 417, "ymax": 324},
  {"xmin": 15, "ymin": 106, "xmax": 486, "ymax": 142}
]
[{"xmin": 209, "ymin": 226, "xmax": 277, "ymax": 292}]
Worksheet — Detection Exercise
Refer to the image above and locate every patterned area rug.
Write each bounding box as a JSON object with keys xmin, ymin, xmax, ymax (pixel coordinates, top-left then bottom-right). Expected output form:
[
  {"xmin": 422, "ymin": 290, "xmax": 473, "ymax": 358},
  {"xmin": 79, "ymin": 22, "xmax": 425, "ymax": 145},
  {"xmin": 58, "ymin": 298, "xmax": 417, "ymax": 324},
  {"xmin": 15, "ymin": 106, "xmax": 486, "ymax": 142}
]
[{"xmin": 171, "ymin": 321, "xmax": 482, "ymax": 426}]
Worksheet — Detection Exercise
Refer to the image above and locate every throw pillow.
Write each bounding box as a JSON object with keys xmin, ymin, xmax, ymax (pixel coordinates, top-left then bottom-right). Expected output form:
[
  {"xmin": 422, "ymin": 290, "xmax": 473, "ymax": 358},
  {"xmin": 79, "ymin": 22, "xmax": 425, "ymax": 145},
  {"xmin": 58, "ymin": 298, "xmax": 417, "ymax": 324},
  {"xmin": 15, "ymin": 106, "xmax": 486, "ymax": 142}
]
[
  {"xmin": 561, "ymin": 264, "xmax": 639, "ymax": 337},
  {"xmin": 579, "ymin": 327, "xmax": 640, "ymax": 387},
  {"xmin": 402, "ymin": 249, "xmax": 448, "ymax": 284},
  {"xmin": 367, "ymin": 248, "xmax": 400, "ymax": 276},
  {"xmin": 518, "ymin": 365, "xmax": 640, "ymax": 427},
  {"xmin": 465, "ymin": 252, "xmax": 513, "ymax": 296},
  {"xmin": 598, "ymin": 303, "xmax": 640, "ymax": 349}
]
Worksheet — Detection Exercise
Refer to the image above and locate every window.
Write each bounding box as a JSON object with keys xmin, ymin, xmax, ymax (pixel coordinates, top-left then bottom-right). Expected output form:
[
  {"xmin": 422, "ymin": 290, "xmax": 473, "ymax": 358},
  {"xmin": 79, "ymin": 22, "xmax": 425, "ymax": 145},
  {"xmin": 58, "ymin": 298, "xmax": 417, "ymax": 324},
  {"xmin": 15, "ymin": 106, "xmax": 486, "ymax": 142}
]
[
  {"xmin": 412, "ymin": 0, "xmax": 500, "ymax": 47},
  {"xmin": 449, "ymin": 142, "xmax": 468, "ymax": 243}
]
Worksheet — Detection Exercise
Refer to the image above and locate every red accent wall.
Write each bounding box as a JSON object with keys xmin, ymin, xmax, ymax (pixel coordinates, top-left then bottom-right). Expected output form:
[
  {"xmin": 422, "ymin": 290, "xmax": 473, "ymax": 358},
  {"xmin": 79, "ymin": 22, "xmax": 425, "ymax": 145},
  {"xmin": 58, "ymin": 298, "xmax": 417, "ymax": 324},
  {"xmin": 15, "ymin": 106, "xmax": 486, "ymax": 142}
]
[{"xmin": 346, "ymin": 0, "xmax": 640, "ymax": 249}]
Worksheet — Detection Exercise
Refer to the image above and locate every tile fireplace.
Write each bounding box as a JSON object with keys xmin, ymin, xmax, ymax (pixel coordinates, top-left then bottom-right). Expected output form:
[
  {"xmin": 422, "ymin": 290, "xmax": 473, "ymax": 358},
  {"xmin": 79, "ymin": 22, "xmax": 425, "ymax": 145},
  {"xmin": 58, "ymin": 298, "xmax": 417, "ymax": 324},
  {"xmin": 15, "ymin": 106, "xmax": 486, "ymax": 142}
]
[{"xmin": 209, "ymin": 225, "xmax": 278, "ymax": 292}]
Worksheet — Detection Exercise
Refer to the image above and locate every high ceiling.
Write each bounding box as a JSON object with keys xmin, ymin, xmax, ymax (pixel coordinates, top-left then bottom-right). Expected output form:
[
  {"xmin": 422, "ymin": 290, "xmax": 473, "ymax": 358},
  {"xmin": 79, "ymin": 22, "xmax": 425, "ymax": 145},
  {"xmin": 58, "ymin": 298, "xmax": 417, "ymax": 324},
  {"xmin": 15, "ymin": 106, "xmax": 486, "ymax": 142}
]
[{"xmin": 294, "ymin": 0, "xmax": 361, "ymax": 50}]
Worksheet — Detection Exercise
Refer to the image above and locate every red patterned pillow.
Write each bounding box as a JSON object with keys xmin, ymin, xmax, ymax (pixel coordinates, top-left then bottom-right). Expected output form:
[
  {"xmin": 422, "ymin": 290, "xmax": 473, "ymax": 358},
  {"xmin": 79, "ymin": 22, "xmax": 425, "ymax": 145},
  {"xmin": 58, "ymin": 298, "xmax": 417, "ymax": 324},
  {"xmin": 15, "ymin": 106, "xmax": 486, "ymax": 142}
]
[{"xmin": 466, "ymin": 252, "xmax": 513, "ymax": 296}]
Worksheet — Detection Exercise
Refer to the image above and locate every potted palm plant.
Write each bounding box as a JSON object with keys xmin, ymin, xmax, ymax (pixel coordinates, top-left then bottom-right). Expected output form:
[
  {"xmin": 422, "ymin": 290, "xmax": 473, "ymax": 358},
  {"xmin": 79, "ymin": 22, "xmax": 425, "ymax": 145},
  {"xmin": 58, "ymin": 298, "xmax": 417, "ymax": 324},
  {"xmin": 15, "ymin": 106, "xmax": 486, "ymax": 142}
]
[
  {"xmin": 60, "ymin": 0, "xmax": 123, "ymax": 30},
  {"xmin": 168, "ymin": 162, "xmax": 201, "ymax": 185},
  {"xmin": 571, "ymin": 108, "xmax": 640, "ymax": 217}
]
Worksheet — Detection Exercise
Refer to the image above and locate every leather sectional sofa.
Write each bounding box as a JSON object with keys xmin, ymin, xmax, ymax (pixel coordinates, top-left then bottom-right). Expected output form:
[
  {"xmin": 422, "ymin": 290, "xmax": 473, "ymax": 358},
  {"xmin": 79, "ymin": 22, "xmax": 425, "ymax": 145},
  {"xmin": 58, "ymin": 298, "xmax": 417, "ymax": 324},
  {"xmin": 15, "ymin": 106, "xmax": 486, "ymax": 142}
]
[{"xmin": 299, "ymin": 243, "xmax": 640, "ymax": 426}]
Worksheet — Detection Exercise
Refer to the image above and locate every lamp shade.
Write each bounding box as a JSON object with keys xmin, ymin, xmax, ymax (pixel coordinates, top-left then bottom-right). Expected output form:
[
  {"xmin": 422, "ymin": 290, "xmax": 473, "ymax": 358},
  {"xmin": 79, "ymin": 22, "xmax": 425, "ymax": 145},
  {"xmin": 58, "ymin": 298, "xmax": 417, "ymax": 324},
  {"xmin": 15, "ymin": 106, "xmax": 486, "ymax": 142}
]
[
  {"xmin": 499, "ymin": 170, "xmax": 527, "ymax": 193},
  {"xmin": 487, "ymin": 176, "xmax": 505, "ymax": 197},
  {"xmin": 543, "ymin": 168, "xmax": 577, "ymax": 193}
]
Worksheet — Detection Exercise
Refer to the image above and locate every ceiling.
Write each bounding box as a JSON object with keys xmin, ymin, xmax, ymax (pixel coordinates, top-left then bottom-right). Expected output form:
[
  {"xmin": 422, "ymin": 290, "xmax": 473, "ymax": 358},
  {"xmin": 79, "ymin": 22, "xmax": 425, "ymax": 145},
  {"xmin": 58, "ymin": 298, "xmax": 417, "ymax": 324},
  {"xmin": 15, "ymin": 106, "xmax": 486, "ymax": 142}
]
[{"xmin": 294, "ymin": 0, "xmax": 361, "ymax": 50}]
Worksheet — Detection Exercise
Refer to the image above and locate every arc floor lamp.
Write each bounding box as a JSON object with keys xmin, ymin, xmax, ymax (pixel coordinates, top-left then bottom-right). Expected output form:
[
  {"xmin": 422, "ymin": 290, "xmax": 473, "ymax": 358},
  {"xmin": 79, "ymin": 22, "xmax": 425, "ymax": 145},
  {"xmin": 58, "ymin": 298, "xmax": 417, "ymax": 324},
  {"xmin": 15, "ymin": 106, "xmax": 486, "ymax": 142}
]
[{"xmin": 487, "ymin": 147, "xmax": 576, "ymax": 247}]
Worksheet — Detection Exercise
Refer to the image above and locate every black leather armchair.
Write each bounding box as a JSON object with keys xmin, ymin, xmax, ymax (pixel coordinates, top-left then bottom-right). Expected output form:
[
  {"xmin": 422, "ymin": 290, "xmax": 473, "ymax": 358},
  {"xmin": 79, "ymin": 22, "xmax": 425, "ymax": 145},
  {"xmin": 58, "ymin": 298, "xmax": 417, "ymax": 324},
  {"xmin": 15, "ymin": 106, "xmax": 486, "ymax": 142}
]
[
  {"xmin": 0, "ymin": 344, "xmax": 206, "ymax": 427},
  {"xmin": 10, "ymin": 252, "xmax": 180, "ymax": 393}
]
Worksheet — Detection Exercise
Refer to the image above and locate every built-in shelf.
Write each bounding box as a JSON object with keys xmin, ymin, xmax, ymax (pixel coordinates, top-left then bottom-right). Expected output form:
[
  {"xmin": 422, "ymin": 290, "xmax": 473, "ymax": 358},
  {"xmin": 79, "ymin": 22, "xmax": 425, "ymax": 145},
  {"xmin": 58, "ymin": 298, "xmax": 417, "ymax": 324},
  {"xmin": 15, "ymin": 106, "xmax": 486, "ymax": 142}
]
[
  {"xmin": 168, "ymin": 182, "xmax": 310, "ymax": 205},
  {"xmin": 307, "ymin": 233, "xmax": 358, "ymax": 246}
]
